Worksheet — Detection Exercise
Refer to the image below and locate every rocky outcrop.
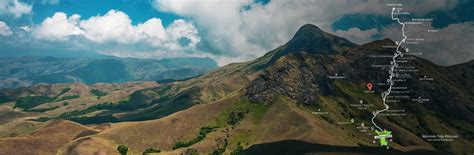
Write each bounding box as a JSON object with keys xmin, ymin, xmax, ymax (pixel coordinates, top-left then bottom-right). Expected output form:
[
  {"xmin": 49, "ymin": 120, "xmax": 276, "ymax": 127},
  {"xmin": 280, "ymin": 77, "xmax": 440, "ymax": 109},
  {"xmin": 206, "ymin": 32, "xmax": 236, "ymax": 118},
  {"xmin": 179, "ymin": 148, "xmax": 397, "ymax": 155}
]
[{"xmin": 245, "ymin": 52, "xmax": 334, "ymax": 104}]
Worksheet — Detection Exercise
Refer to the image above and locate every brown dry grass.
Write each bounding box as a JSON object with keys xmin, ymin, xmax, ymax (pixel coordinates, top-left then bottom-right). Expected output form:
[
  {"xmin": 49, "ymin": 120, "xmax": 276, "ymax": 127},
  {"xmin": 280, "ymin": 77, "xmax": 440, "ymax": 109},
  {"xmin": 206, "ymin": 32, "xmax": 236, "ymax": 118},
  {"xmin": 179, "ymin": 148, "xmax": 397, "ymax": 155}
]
[
  {"xmin": 252, "ymin": 97, "xmax": 356, "ymax": 146},
  {"xmin": 91, "ymin": 95, "xmax": 238, "ymax": 154},
  {"xmin": 0, "ymin": 119, "xmax": 98, "ymax": 155},
  {"xmin": 57, "ymin": 137, "xmax": 116, "ymax": 155},
  {"xmin": 0, "ymin": 120, "xmax": 42, "ymax": 138},
  {"xmin": 34, "ymin": 81, "xmax": 159, "ymax": 117}
]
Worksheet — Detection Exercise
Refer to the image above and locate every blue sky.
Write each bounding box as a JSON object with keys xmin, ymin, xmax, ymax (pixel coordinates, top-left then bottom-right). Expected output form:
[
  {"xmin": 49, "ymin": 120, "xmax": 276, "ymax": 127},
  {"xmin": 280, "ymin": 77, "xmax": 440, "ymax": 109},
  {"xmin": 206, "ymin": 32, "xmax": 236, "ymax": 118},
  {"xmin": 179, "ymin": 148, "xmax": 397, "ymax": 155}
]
[
  {"xmin": 27, "ymin": 0, "xmax": 180, "ymax": 26},
  {"xmin": 0, "ymin": 0, "xmax": 473, "ymax": 66}
]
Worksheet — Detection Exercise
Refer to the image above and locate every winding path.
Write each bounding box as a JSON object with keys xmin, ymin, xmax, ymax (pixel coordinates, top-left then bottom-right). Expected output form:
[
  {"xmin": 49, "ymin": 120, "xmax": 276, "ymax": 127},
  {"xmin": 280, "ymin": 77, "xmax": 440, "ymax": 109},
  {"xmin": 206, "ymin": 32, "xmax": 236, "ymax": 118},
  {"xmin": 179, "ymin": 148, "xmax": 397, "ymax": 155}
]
[{"xmin": 371, "ymin": 7, "xmax": 406, "ymax": 131}]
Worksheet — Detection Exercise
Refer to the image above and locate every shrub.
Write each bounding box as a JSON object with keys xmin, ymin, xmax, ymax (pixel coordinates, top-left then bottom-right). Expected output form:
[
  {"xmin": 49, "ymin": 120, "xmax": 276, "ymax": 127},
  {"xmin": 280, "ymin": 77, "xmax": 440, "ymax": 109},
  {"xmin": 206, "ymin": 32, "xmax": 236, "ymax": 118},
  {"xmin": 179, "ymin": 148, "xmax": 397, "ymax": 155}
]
[
  {"xmin": 143, "ymin": 148, "xmax": 161, "ymax": 154},
  {"xmin": 227, "ymin": 109, "xmax": 248, "ymax": 125},
  {"xmin": 57, "ymin": 88, "xmax": 71, "ymax": 96},
  {"xmin": 117, "ymin": 145, "xmax": 128, "ymax": 155},
  {"xmin": 90, "ymin": 89, "xmax": 108, "ymax": 99},
  {"xmin": 172, "ymin": 126, "xmax": 219, "ymax": 150}
]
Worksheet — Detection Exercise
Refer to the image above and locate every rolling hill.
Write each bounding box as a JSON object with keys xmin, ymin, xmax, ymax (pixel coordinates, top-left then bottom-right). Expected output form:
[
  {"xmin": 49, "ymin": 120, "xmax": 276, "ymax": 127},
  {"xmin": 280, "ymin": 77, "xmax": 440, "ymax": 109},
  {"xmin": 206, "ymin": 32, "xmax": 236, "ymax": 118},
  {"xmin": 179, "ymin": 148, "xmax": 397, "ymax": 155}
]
[
  {"xmin": 0, "ymin": 24, "xmax": 472, "ymax": 154},
  {"xmin": 0, "ymin": 56, "xmax": 217, "ymax": 88}
]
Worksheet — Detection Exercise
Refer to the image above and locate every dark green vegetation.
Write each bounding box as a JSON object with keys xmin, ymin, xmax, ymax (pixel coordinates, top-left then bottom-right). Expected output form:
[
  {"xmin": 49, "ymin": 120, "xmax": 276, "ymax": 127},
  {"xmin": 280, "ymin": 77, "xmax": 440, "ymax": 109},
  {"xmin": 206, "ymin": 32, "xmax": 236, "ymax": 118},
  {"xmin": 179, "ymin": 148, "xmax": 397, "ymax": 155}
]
[
  {"xmin": 172, "ymin": 126, "xmax": 219, "ymax": 150},
  {"xmin": 58, "ymin": 88, "xmax": 71, "ymax": 96},
  {"xmin": 90, "ymin": 89, "xmax": 108, "ymax": 99},
  {"xmin": 101, "ymin": 84, "xmax": 198, "ymax": 123},
  {"xmin": 14, "ymin": 96, "xmax": 54, "ymax": 110},
  {"xmin": 29, "ymin": 87, "xmax": 168, "ymax": 124},
  {"xmin": 24, "ymin": 81, "xmax": 224, "ymax": 125},
  {"xmin": 142, "ymin": 148, "xmax": 161, "ymax": 154},
  {"xmin": 212, "ymin": 139, "xmax": 228, "ymax": 155},
  {"xmin": 117, "ymin": 145, "xmax": 128, "ymax": 155},
  {"xmin": 227, "ymin": 109, "xmax": 249, "ymax": 126},
  {"xmin": 165, "ymin": 99, "xmax": 270, "ymax": 153},
  {"xmin": 1, "ymin": 24, "xmax": 473, "ymax": 154},
  {"xmin": 13, "ymin": 87, "xmax": 77, "ymax": 110},
  {"xmin": 210, "ymin": 99, "xmax": 269, "ymax": 128},
  {"xmin": 32, "ymin": 101, "xmax": 131, "ymax": 122}
]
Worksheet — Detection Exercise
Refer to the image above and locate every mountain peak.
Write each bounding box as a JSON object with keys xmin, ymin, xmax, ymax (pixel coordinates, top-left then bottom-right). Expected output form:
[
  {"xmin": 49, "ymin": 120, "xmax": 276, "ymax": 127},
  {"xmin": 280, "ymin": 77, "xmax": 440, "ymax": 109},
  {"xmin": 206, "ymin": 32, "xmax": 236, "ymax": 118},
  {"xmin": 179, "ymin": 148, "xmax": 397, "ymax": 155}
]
[
  {"xmin": 294, "ymin": 24, "xmax": 324, "ymax": 36},
  {"xmin": 269, "ymin": 24, "xmax": 357, "ymax": 64}
]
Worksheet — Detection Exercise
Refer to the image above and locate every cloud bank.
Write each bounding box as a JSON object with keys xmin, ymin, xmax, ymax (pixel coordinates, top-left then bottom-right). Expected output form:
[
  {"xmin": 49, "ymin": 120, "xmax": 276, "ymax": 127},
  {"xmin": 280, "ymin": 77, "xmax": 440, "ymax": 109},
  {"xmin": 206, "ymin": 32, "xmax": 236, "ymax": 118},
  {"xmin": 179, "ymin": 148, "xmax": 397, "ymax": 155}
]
[
  {"xmin": 382, "ymin": 21, "xmax": 474, "ymax": 66},
  {"xmin": 32, "ymin": 10, "xmax": 200, "ymax": 59},
  {"xmin": 152, "ymin": 0, "xmax": 465, "ymax": 65},
  {"xmin": 0, "ymin": 0, "xmax": 471, "ymax": 66}
]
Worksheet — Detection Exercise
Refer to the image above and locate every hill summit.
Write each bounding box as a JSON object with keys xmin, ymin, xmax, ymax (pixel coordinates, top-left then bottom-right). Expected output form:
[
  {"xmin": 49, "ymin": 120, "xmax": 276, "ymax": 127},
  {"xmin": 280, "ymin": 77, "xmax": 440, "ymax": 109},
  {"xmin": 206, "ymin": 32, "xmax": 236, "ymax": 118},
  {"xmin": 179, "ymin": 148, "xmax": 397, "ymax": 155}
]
[
  {"xmin": 1, "ymin": 24, "xmax": 473, "ymax": 155},
  {"xmin": 270, "ymin": 24, "xmax": 357, "ymax": 63}
]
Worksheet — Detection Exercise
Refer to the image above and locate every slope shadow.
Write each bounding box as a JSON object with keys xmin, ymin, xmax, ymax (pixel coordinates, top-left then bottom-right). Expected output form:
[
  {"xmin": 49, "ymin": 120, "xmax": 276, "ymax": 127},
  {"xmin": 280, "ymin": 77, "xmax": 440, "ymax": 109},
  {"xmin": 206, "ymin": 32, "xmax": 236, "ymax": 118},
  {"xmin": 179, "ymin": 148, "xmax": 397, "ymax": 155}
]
[{"xmin": 243, "ymin": 140, "xmax": 444, "ymax": 155}]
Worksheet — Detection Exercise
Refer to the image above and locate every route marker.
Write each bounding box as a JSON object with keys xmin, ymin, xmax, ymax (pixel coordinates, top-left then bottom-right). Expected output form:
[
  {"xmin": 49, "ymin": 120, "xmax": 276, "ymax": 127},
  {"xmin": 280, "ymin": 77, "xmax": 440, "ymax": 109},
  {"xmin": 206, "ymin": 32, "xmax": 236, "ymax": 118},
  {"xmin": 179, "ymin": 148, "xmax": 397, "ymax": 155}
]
[{"xmin": 367, "ymin": 83, "xmax": 373, "ymax": 91}]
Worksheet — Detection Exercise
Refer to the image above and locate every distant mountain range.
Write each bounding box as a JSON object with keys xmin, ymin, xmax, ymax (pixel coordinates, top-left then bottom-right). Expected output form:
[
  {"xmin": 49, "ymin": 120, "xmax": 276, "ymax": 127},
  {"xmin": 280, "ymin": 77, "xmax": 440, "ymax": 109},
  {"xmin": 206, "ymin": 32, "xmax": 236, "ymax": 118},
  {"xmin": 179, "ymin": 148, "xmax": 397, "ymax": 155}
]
[
  {"xmin": 0, "ymin": 24, "xmax": 472, "ymax": 154},
  {"xmin": 0, "ymin": 56, "xmax": 218, "ymax": 88}
]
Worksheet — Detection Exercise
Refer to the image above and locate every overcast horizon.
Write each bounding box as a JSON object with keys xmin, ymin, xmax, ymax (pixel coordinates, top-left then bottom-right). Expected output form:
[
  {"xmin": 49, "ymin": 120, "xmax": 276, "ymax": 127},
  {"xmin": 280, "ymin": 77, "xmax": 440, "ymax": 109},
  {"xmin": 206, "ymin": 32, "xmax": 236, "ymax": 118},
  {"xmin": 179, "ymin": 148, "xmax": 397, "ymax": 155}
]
[{"xmin": 0, "ymin": 0, "xmax": 473, "ymax": 66}]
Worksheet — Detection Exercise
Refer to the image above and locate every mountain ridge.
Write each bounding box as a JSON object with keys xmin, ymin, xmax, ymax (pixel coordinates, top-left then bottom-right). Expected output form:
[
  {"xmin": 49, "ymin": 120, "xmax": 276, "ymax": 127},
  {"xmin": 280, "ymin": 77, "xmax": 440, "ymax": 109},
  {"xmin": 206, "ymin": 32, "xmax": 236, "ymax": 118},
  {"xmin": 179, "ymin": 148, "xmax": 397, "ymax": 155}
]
[
  {"xmin": 0, "ymin": 56, "xmax": 218, "ymax": 88},
  {"xmin": 0, "ymin": 24, "xmax": 473, "ymax": 154}
]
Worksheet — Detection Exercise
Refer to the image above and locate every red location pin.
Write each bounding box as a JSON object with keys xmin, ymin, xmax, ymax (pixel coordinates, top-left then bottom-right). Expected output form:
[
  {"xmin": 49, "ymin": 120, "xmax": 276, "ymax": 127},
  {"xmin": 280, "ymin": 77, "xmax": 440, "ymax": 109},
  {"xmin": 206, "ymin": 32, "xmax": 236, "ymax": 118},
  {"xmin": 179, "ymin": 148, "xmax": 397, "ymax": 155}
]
[{"xmin": 367, "ymin": 83, "xmax": 373, "ymax": 91}]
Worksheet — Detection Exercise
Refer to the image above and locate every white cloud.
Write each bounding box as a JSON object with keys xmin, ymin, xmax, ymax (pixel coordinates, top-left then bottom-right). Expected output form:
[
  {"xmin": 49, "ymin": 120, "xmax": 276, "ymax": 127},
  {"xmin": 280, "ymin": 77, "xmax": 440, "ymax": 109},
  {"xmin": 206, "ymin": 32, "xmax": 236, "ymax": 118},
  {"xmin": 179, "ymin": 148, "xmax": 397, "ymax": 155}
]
[
  {"xmin": 79, "ymin": 10, "xmax": 137, "ymax": 43},
  {"xmin": 154, "ymin": 0, "xmax": 262, "ymax": 57},
  {"xmin": 33, "ymin": 12, "xmax": 83, "ymax": 41},
  {"xmin": 136, "ymin": 18, "xmax": 166, "ymax": 40},
  {"xmin": 381, "ymin": 21, "xmax": 474, "ymax": 66},
  {"xmin": 162, "ymin": 19, "xmax": 200, "ymax": 50},
  {"xmin": 0, "ymin": 0, "xmax": 32, "ymax": 18},
  {"xmin": 153, "ymin": 0, "xmax": 461, "ymax": 64},
  {"xmin": 0, "ymin": 21, "xmax": 13, "ymax": 36},
  {"xmin": 7, "ymin": 0, "xmax": 466, "ymax": 66},
  {"xmin": 78, "ymin": 10, "xmax": 200, "ymax": 50},
  {"xmin": 33, "ymin": 10, "xmax": 201, "ymax": 60}
]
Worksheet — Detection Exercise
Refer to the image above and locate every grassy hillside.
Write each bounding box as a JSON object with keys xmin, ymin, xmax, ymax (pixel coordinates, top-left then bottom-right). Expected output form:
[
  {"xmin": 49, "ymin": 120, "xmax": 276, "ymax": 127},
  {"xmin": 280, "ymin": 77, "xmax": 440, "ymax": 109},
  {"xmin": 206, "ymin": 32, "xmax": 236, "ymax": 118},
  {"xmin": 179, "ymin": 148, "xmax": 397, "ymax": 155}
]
[
  {"xmin": 0, "ymin": 81, "xmax": 159, "ymax": 126},
  {"xmin": 0, "ymin": 24, "xmax": 472, "ymax": 154},
  {"xmin": 51, "ymin": 94, "xmax": 439, "ymax": 154},
  {"xmin": 0, "ymin": 120, "xmax": 100, "ymax": 154}
]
